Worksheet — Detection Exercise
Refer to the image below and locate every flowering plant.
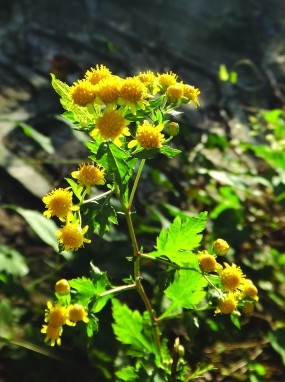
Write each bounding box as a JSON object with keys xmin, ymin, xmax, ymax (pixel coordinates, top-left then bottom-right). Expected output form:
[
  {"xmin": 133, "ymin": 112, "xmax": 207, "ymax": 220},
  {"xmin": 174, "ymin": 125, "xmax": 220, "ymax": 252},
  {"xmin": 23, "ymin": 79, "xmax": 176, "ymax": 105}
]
[{"xmin": 41, "ymin": 64, "xmax": 258, "ymax": 380}]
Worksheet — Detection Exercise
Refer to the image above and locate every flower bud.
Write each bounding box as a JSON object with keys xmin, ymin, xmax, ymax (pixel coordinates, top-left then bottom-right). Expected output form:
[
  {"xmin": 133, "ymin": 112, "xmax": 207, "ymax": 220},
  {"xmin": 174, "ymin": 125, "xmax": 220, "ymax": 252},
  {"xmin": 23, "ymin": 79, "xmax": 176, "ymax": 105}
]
[
  {"xmin": 198, "ymin": 252, "xmax": 217, "ymax": 272},
  {"xmin": 55, "ymin": 279, "xmax": 70, "ymax": 295},
  {"xmin": 167, "ymin": 122, "xmax": 180, "ymax": 137},
  {"xmin": 213, "ymin": 238, "xmax": 230, "ymax": 256}
]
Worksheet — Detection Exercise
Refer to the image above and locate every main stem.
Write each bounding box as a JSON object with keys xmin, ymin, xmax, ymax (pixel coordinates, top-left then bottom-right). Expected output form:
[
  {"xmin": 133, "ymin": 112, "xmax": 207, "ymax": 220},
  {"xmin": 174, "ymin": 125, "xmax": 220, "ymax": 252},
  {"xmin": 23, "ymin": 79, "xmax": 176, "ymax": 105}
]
[
  {"xmin": 124, "ymin": 208, "xmax": 161, "ymax": 358},
  {"xmin": 123, "ymin": 159, "xmax": 161, "ymax": 358}
]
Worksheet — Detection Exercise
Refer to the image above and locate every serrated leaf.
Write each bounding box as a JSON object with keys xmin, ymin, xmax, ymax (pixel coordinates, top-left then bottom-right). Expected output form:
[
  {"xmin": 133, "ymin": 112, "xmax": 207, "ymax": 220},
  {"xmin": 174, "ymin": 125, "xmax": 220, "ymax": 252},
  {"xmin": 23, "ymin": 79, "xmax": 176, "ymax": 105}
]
[
  {"xmin": 82, "ymin": 193, "xmax": 117, "ymax": 236},
  {"xmin": 149, "ymin": 213, "xmax": 207, "ymax": 266},
  {"xmin": 160, "ymin": 145, "xmax": 181, "ymax": 158},
  {"xmin": 96, "ymin": 142, "xmax": 137, "ymax": 186},
  {"xmin": 51, "ymin": 74, "xmax": 93, "ymax": 128},
  {"xmin": 0, "ymin": 245, "xmax": 29, "ymax": 277},
  {"xmin": 112, "ymin": 299, "xmax": 153, "ymax": 355},
  {"xmin": 69, "ymin": 277, "xmax": 97, "ymax": 305},
  {"xmin": 162, "ymin": 270, "xmax": 207, "ymax": 317}
]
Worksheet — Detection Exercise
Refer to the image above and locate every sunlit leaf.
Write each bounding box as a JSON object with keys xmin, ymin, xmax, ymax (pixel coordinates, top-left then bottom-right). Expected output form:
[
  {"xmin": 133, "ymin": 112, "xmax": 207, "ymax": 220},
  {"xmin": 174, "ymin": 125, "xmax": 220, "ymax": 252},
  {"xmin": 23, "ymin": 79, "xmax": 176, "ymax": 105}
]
[
  {"xmin": 115, "ymin": 366, "xmax": 139, "ymax": 381},
  {"xmin": 149, "ymin": 212, "xmax": 207, "ymax": 266},
  {"xmin": 161, "ymin": 270, "xmax": 207, "ymax": 318},
  {"xmin": 112, "ymin": 299, "xmax": 154, "ymax": 355}
]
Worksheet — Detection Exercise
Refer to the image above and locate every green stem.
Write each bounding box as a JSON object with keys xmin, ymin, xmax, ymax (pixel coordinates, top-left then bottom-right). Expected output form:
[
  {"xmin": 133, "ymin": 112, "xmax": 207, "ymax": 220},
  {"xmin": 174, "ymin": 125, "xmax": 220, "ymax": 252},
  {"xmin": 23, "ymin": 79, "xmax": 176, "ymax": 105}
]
[
  {"xmin": 124, "ymin": 206, "xmax": 162, "ymax": 359},
  {"xmin": 128, "ymin": 159, "xmax": 145, "ymax": 210},
  {"xmin": 99, "ymin": 283, "xmax": 136, "ymax": 298}
]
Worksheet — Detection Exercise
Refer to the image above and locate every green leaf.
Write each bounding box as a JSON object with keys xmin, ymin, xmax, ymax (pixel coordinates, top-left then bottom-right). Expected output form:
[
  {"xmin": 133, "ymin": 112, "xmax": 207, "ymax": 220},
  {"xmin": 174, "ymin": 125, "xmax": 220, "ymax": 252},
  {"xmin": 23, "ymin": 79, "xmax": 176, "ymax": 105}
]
[
  {"xmin": 51, "ymin": 74, "xmax": 93, "ymax": 128},
  {"xmin": 268, "ymin": 328, "xmax": 285, "ymax": 366},
  {"xmin": 97, "ymin": 142, "xmax": 137, "ymax": 186},
  {"xmin": 0, "ymin": 245, "xmax": 29, "ymax": 278},
  {"xmin": 112, "ymin": 299, "xmax": 154, "ymax": 355},
  {"xmin": 19, "ymin": 123, "xmax": 55, "ymax": 154},
  {"xmin": 86, "ymin": 316, "xmax": 99, "ymax": 337},
  {"xmin": 162, "ymin": 270, "xmax": 207, "ymax": 318},
  {"xmin": 160, "ymin": 145, "xmax": 181, "ymax": 158},
  {"xmin": 9, "ymin": 206, "xmax": 72, "ymax": 259},
  {"xmin": 69, "ymin": 277, "xmax": 97, "ymax": 306},
  {"xmin": 149, "ymin": 212, "xmax": 207, "ymax": 266},
  {"xmin": 82, "ymin": 193, "xmax": 117, "ymax": 236},
  {"xmin": 210, "ymin": 186, "xmax": 241, "ymax": 219},
  {"xmin": 115, "ymin": 366, "xmax": 139, "ymax": 381}
]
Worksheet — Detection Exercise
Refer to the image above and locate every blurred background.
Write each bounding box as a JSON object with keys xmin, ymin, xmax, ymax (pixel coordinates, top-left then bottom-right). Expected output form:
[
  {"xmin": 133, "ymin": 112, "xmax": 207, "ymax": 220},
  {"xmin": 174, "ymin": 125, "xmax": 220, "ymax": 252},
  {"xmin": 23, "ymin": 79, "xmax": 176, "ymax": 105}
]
[{"xmin": 1, "ymin": 1, "xmax": 285, "ymax": 381}]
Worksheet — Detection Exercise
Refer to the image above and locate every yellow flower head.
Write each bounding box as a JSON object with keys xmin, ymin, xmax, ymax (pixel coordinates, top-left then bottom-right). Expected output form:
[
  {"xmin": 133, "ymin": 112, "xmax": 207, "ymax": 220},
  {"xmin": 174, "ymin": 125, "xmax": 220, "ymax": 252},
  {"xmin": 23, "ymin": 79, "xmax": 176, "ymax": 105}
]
[
  {"xmin": 42, "ymin": 188, "xmax": 78, "ymax": 221},
  {"xmin": 66, "ymin": 304, "xmax": 89, "ymax": 326},
  {"xmin": 182, "ymin": 84, "xmax": 200, "ymax": 107},
  {"xmin": 44, "ymin": 301, "xmax": 67, "ymax": 326},
  {"xmin": 41, "ymin": 323, "xmax": 63, "ymax": 346},
  {"xmin": 118, "ymin": 77, "xmax": 149, "ymax": 114},
  {"xmin": 95, "ymin": 75, "xmax": 122, "ymax": 105},
  {"xmin": 137, "ymin": 70, "xmax": 159, "ymax": 94},
  {"xmin": 243, "ymin": 279, "xmax": 258, "ymax": 301},
  {"xmin": 220, "ymin": 263, "xmax": 245, "ymax": 291},
  {"xmin": 91, "ymin": 109, "xmax": 130, "ymax": 146},
  {"xmin": 217, "ymin": 293, "xmax": 237, "ymax": 314},
  {"xmin": 70, "ymin": 79, "xmax": 97, "ymax": 106},
  {"xmin": 213, "ymin": 238, "xmax": 230, "ymax": 256},
  {"xmin": 166, "ymin": 83, "xmax": 184, "ymax": 103},
  {"xmin": 198, "ymin": 252, "xmax": 217, "ymax": 273},
  {"xmin": 85, "ymin": 64, "xmax": 112, "ymax": 85},
  {"xmin": 157, "ymin": 71, "xmax": 178, "ymax": 90},
  {"xmin": 57, "ymin": 220, "xmax": 91, "ymax": 251},
  {"xmin": 128, "ymin": 120, "xmax": 165, "ymax": 150},
  {"xmin": 71, "ymin": 162, "xmax": 105, "ymax": 193},
  {"xmin": 55, "ymin": 279, "xmax": 70, "ymax": 295}
]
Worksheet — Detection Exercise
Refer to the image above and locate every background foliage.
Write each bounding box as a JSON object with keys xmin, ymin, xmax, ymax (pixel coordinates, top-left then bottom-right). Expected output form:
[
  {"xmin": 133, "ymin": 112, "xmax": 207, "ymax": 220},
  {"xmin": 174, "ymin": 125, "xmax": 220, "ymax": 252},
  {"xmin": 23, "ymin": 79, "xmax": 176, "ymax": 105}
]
[{"xmin": 1, "ymin": 1, "xmax": 285, "ymax": 381}]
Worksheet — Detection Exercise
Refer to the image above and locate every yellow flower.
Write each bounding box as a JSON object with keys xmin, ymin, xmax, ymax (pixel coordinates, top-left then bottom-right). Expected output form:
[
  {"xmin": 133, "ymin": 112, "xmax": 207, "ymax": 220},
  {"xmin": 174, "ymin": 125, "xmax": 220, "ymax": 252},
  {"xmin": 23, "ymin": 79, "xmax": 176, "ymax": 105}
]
[
  {"xmin": 137, "ymin": 70, "xmax": 159, "ymax": 94},
  {"xmin": 166, "ymin": 83, "xmax": 184, "ymax": 103},
  {"xmin": 57, "ymin": 220, "xmax": 91, "ymax": 251},
  {"xmin": 94, "ymin": 75, "xmax": 122, "ymax": 105},
  {"xmin": 220, "ymin": 263, "xmax": 245, "ymax": 292},
  {"xmin": 41, "ymin": 323, "xmax": 63, "ymax": 346},
  {"xmin": 242, "ymin": 279, "xmax": 259, "ymax": 301},
  {"xmin": 198, "ymin": 252, "xmax": 217, "ymax": 273},
  {"xmin": 71, "ymin": 162, "xmax": 105, "ymax": 193},
  {"xmin": 217, "ymin": 293, "xmax": 237, "ymax": 314},
  {"xmin": 157, "ymin": 71, "xmax": 178, "ymax": 90},
  {"xmin": 42, "ymin": 188, "xmax": 78, "ymax": 221},
  {"xmin": 118, "ymin": 77, "xmax": 149, "ymax": 114},
  {"xmin": 128, "ymin": 120, "xmax": 165, "ymax": 150},
  {"xmin": 91, "ymin": 109, "xmax": 130, "ymax": 146},
  {"xmin": 55, "ymin": 279, "xmax": 70, "ymax": 295},
  {"xmin": 213, "ymin": 238, "xmax": 230, "ymax": 256},
  {"xmin": 182, "ymin": 84, "xmax": 200, "ymax": 107},
  {"xmin": 66, "ymin": 304, "xmax": 89, "ymax": 326},
  {"xmin": 85, "ymin": 64, "xmax": 112, "ymax": 85},
  {"xmin": 44, "ymin": 301, "xmax": 67, "ymax": 326},
  {"xmin": 70, "ymin": 79, "xmax": 97, "ymax": 106}
]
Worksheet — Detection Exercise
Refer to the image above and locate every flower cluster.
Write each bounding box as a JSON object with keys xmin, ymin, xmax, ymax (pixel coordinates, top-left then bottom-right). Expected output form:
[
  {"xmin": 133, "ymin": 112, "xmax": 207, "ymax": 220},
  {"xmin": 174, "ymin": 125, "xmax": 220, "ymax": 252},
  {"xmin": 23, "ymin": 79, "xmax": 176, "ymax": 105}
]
[
  {"xmin": 41, "ymin": 280, "xmax": 89, "ymax": 346},
  {"xmin": 42, "ymin": 162, "xmax": 106, "ymax": 252},
  {"xmin": 67, "ymin": 64, "xmax": 200, "ymax": 149},
  {"xmin": 199, "ymin": 239, "xmax": 258, "ymax": 316}
]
